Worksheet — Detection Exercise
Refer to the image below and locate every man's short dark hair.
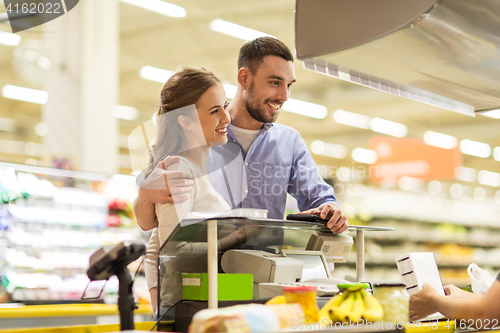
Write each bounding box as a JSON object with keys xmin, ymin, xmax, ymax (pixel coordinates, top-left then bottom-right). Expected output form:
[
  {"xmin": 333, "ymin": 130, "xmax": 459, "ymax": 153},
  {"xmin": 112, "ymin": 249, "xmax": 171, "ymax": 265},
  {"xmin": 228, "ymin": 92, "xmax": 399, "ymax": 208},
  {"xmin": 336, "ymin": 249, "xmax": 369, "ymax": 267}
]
[{"xmin": 238, "ymin": 37, "xmax": 294, "ymax": 74}]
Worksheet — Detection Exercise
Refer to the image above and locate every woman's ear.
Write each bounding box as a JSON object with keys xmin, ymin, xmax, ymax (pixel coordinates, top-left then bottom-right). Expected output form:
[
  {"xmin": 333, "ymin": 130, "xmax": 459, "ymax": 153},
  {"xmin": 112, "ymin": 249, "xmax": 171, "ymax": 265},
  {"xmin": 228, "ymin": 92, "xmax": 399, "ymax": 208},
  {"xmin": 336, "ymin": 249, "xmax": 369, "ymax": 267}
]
[
  {"xmin": 237, "ymin": 67, "xmax": 251, "ymax": 90},
  {"xmin": 178, "ymin": 115, "xmax": 191, "ymax": 130}
]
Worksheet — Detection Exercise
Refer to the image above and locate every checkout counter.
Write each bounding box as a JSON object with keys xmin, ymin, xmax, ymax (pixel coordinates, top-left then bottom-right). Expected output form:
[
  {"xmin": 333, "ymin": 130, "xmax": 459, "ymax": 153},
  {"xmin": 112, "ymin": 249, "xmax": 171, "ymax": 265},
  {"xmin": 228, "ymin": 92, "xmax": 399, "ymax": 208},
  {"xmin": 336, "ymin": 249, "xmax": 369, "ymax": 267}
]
[{"xmin": 155, "ymin": 215, "xmax": 394, "ymax": 332}]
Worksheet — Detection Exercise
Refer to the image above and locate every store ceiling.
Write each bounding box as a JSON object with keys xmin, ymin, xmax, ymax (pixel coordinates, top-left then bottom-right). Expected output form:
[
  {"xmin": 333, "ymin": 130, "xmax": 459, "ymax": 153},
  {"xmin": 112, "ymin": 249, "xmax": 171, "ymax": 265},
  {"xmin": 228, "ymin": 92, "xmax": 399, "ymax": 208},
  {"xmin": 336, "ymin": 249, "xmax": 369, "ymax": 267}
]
[{"xmin": 0, "ymin": 1, "xmax": 499, "ymax": 189}]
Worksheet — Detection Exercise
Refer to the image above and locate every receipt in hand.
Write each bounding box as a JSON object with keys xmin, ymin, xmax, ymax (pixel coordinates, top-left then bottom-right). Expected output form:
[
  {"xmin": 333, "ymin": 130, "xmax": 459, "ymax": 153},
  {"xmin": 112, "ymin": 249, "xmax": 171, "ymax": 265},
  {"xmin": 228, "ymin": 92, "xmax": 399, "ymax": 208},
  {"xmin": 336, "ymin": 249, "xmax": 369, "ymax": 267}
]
[{"xmin": 395, "ymin": 252, "xmax": 445, "ymax": 296}]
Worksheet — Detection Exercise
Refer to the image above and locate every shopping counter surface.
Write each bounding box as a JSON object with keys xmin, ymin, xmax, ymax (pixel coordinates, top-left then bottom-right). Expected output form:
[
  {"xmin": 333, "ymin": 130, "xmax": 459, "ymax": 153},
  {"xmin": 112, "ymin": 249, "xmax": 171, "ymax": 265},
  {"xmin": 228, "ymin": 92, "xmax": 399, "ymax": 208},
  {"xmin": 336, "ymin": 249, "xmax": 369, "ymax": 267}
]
[{"xmin": 0, "ymin": 303, "xmax": 158, "ymax": 331}]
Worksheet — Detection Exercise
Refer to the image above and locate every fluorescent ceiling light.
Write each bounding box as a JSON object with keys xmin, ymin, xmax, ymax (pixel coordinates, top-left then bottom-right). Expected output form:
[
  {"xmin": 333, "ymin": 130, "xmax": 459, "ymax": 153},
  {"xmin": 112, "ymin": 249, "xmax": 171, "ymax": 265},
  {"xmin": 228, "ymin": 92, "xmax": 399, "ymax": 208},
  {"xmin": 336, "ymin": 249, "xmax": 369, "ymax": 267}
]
[
  {"xmin": 282, "ymin": 98, "xmax": 327, "ymax": 119},
  {"xmin": 0, "ymin": 117, "xmax": 15, "ymax": 131},
  {"xmin": 455, "ymin": 166, "xmax": 477, "ymax": 182},
  {"xmin": 352, "ymin": 148, "xmax": 377, "ymax": 164},
  {"xmin": 119, "ymin": 0, "xmax": 185, "ymax": 17},
  {"xmin": 223, "ymin": 83, "xmax": 237, "ymax": 99},
  {"xmin": 113, "ymin": 105, "xmax": 139, "ymax": 121},
  {"xmin": 2, "ymin": 85, "xmax": 48, "ymax": 104},
  {"xmin": 311, "ymin": 140, "xmax": 347, "ymax": 159},
  {"xmin": 0, "ymin": 31, "xmax": 21, "ymax": 46},
  {"xmin": 209, "ymin": 19, "xmax": 274, "ymax": 41},
  {"xmin": 480, "ymin": 109, "xmax": 500, "ymax": 119},
  {"xmin": 140, "ymin": 66, "xmax": 173, "ymax": 83},
  {"xmin": 370, "ymin": 117, "xmax": 408, "ymax": 137},
  {"xmin": 333, "ymin": 109, "xmax": 370, "ymax": 129},
  {"xmin": 423, "ymin": 131, "xmax": 457, "ymax": 149},
  {"xmin": 478, "ymin": 170, "xmax": 500, "ymax": 187},
  {"xmin": 460, "ymin": 139, "xmax": 491, "ymax": 158},
  {"xmin": 494, "ymin": 147, "xmax": 500, "ymax": 162}
]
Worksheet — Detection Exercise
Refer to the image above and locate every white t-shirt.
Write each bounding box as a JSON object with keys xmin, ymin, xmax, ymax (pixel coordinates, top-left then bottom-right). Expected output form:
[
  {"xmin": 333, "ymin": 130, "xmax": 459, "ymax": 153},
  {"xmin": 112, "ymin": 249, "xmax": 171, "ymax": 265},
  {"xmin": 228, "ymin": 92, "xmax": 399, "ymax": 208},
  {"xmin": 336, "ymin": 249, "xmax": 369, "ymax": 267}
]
[
  {"xmin": 144, "ymin": 156, "xmax": 231, "ymax": 296},
  {"xmin": 230, "ymin": 125, "xmax": 261, "ymax": 153}
]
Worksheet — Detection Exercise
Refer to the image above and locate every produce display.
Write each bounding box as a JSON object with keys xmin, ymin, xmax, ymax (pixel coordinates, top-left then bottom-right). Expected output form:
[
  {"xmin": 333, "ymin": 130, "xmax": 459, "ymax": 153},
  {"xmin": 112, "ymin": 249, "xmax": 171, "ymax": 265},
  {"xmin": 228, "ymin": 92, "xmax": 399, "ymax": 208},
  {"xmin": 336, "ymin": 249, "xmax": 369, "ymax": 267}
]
[
  {"xmin": 318, "ymin": 283, "xmax": 384, "ymax": 326},
  {"xmin": 190, "ymin": 284, "xmax": 392, "ymax": 332},
  {"xmin": 373, "ymin": 284, "xmax": 409, "ymax": 323}
]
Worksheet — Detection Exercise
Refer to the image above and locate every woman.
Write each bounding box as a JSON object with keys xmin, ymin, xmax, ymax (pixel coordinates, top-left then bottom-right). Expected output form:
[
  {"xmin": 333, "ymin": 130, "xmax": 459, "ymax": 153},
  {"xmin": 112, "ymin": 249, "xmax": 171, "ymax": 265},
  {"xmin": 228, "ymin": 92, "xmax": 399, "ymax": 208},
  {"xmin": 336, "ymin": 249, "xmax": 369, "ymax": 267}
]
[{"xmin": 143, "ymin": 67, "xmax": 249, "ymax": 314}]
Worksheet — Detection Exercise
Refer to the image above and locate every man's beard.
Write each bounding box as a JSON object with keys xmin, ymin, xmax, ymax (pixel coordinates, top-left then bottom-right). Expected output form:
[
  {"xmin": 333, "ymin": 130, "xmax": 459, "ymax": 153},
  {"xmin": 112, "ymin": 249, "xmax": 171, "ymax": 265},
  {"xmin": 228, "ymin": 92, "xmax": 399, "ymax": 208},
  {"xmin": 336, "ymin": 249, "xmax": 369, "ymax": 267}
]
[{"xmin": 244, "ymin": 81, "xmax": 280, "ymax": 124}]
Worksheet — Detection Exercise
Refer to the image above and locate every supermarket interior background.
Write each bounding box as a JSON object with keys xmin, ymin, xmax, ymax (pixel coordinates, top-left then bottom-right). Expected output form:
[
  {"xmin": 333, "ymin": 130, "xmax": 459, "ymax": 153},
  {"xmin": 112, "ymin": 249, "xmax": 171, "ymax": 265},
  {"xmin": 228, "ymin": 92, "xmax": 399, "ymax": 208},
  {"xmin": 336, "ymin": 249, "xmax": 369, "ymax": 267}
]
[{"xmin": 0, "ymin": 0, "xmax": 500, "ymax": 311}]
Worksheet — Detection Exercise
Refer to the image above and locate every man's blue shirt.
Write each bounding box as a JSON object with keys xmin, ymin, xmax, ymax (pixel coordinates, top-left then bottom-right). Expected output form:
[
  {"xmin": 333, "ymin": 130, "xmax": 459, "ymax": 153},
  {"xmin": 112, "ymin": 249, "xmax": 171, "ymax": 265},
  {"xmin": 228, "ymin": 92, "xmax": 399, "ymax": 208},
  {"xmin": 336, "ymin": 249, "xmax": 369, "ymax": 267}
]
[{"xmin": 208, "ymin": 123, "xmax": 339, "ymax": 219}]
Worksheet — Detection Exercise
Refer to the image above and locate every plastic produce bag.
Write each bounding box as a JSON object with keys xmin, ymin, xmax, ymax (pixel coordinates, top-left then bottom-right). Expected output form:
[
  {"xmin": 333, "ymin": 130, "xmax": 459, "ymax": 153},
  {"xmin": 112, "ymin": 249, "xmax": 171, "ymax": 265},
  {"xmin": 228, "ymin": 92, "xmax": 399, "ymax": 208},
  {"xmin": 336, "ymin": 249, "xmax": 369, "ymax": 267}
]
[{"xmin": 467, "ymin": 263, "xmax": 496, "ymax": 295}]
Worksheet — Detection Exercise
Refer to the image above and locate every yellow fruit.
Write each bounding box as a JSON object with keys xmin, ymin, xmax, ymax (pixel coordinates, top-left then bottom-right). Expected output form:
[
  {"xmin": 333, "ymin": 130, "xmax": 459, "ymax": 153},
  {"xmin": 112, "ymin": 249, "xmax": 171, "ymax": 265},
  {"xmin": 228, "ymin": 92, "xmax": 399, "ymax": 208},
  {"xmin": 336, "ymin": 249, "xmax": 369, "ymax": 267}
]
[
  {"xmin": 319, "ymin": 293, "xmax": 346, "ymax": 326},
  {"xmin": 331, "ymin": 291, "xmax": 354, "ymax": 323},
  {"xmin": 360, "ymin": 288, "xmax": 384, "ymax": 322},
  {"xmin": 265, "ymin": 295, "xmax": 287, "ymax": 305},
  {"xmin": 346, "ymin": 291, "xmax": 365, "ymax": 323}
]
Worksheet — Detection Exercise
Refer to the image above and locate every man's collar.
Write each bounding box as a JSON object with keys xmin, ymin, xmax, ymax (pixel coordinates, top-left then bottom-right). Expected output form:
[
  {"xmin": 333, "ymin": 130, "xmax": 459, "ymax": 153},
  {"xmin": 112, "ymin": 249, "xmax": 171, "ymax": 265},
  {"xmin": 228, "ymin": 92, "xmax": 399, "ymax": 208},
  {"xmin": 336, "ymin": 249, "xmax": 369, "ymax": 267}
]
[
  {"xmin": 228, "ymin": 122, "xmax": 273, "ymax": 132},
  {"xmin": 262, "ymin": 123, "xmax": 273, "ymax": 131}
]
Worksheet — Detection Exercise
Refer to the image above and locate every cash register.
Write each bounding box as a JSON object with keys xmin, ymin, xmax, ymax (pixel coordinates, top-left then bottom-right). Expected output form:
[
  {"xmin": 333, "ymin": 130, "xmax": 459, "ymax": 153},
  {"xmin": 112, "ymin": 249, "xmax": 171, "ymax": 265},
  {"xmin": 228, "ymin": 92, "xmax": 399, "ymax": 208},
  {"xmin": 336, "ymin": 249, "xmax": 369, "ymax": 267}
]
[{"xmin": 221, "ymin": 232, "xmax": 354, "ymax": 298}]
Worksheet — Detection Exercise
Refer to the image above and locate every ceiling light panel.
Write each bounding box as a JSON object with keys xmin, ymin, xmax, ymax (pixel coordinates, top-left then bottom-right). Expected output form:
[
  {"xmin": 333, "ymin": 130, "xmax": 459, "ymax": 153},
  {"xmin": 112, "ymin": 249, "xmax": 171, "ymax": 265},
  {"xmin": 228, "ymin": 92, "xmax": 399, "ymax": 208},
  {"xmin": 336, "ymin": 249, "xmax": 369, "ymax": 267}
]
[
  {"xmin": 480, "ymin": 109, "xmax": 500, "ymax": 119},
  {"xmin": 478, "ymin": 170, "xmax": 500, "ymax": 187},
  {"xmin": 370, "ymin": 117, "xmax": 408, "ymax": 137},
  {"xmin": 333, "ymin": 109, "xmax": 371, "ymax": 129},
  {"xmin": 282, "ymin": 99, "xmax": 327, "ymax": 119},
  {"xmin": 460, "ymin": 139, "xmax": 491, "ymax": 158},
  {"xmin": 140, "ymin": 66, "xmax": 173, "ymax": 83},
  {"xmin": 455, "ymin": 166, "xmax": 477, "ymax": 182},
  {"xmin": 209, "ymin": 19, "xmax": 274, "ymax": 41},
  {"xmin": 423, "ymin": 131, "xmax": 457, "ymax": 149},
  {"xmin": 352, "ymin": 147, "xmax": 378, "ymax": 164},
  {"xmin": 2, "ymin": 85, "xmax": 49, "ymax": 104},
  {"xmin": 113, "ymin": 105, "xmax": 139, "ymax": 121},
  {"xmin": 120, "ymin": 0, "xmax": 186, "ymax": 17},
  {"xmin": 0, "ymin": 117, "xmax": 15, "ymax": 131},
  {"xmin": 0, "ymin": 31, "xmax": 21, "ymax": 46},
  {"xmin": 311, "ymin": 140, "xmax": 347, "ymax": 159},
  {"xmin": 494, "ymin": 147, "xmax": 500, "ymax": 162}
]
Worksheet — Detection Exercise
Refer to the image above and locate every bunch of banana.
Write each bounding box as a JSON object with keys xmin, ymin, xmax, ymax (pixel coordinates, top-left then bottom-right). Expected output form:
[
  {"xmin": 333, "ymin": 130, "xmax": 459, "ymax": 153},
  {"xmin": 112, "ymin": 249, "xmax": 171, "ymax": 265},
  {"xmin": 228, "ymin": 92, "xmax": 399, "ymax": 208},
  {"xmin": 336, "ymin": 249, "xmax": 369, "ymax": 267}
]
[{"xmin": 319, "ymin": 284, "xmax": 384, "ymax": 325}]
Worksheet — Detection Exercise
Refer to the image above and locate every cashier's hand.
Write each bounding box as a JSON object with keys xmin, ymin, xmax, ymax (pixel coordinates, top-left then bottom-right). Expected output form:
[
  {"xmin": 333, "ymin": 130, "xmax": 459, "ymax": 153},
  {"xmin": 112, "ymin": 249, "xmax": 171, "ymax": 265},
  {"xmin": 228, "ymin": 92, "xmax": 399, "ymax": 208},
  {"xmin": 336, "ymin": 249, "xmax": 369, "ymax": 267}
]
[
  {"xmin": 298, "ymin": 202, "xmax": 348, "ymax": 234},
  {"xmin": 409, "ymin": 283, "xmax": 440, "ymax": 321},
  {"xmin": 138, "ymin": 156, "xmax": 193, "ymax": 204}
]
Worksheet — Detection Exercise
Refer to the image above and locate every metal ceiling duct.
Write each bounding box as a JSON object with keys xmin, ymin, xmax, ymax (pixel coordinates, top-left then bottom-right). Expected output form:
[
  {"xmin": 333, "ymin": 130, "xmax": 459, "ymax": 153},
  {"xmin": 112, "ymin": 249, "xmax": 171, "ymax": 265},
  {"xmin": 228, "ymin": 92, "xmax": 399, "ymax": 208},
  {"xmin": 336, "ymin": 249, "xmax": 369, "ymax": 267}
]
[{"xmin": 295, "ymin": 0, "xmax": 500, "ymax": 116}]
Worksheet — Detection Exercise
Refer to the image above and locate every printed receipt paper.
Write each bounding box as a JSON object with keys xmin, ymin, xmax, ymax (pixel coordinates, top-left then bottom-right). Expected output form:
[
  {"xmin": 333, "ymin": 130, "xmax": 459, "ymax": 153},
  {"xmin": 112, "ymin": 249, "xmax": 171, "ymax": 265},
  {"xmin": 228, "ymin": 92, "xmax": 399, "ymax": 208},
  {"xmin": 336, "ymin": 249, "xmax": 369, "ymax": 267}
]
[{"xmin": 396, "ymin": 252, "xmax": 445, "ymax": 296}]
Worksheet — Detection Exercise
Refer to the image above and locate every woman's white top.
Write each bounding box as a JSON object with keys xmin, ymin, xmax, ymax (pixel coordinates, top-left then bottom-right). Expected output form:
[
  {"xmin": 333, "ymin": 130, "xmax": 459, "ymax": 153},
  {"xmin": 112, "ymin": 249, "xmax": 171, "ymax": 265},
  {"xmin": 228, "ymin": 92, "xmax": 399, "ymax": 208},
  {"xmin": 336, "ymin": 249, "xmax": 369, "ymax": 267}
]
[{"xmin": 144, "ymin": 156, "xmax": 231, "ymax": 291}]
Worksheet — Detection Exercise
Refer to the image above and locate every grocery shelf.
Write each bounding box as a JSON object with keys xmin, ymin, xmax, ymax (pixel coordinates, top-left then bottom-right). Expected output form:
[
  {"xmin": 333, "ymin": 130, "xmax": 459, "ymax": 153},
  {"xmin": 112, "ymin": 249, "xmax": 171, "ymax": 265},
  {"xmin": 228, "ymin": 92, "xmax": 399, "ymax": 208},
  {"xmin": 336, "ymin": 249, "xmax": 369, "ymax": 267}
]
[
  {"xmin": 343, "ymin": 258, "xmax": 500, "ymax": 270},
  {"xmin": 363, "ymin": 233, "xmax": 500, "ymax": 248}
]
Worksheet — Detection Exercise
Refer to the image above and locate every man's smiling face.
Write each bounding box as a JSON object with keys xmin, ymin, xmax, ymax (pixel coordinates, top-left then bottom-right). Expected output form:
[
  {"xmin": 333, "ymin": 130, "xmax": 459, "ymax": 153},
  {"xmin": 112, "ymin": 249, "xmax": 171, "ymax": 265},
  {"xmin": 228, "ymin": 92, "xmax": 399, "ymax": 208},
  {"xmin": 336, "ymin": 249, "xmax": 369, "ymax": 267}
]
[{"xmin": 244, "ymin": 55, "xmax": 296, "ymax": 124}]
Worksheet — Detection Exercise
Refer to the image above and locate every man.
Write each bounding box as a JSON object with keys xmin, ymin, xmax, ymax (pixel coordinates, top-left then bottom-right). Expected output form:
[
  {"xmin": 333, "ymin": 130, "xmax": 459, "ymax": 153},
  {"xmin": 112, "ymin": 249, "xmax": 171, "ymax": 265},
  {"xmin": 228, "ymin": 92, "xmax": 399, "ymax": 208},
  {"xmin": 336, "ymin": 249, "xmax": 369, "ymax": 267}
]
[{"xmin": 133, "ymin": 37, "xmax": 348, "ymax": 234}]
